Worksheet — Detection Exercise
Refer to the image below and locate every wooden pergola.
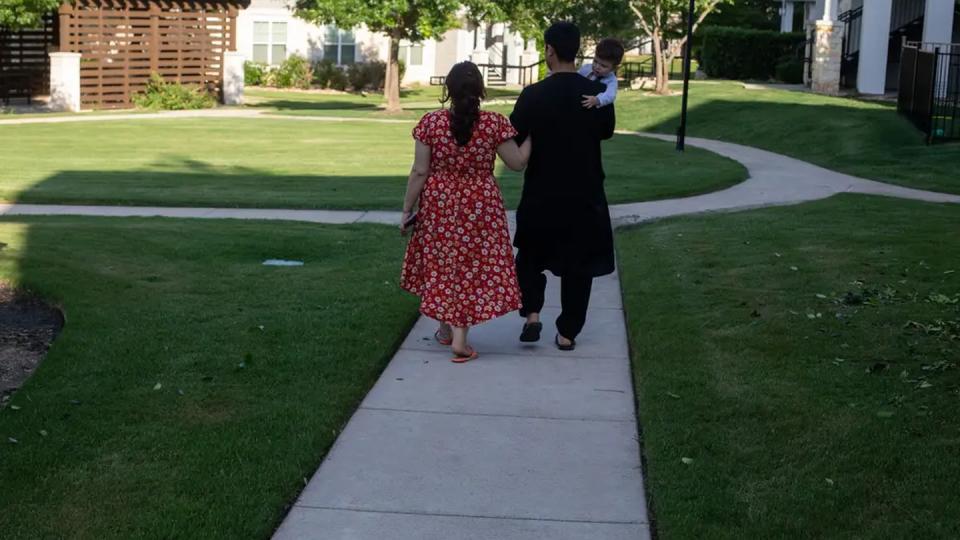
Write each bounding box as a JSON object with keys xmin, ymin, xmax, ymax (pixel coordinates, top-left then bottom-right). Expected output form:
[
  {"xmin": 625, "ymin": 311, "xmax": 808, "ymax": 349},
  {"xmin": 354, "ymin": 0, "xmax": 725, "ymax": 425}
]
[{"xmin": 57, "ymin": 0, "xmax": 247, "ymax": 109}]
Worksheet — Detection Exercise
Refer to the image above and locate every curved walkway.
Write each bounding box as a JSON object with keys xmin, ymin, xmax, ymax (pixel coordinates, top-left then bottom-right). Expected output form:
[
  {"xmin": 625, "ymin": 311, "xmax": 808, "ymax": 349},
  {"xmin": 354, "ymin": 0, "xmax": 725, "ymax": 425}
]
[
  {"xmin": 611, "ymin": 133, "xmax": 960, "ymax": 225},
  {"xmin": 3, "ymin": 131, "xmax": 959, "ymax": 540},
  {"xmin": 3, "ymin": 132, "xmax": 958, "ymax": 225}
]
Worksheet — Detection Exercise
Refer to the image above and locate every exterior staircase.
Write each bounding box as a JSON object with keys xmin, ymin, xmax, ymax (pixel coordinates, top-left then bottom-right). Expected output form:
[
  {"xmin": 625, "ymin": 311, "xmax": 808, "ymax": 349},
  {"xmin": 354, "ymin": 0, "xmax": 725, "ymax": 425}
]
[{"xmin": 485, "ymin": 67, "xmax": 507, "ymax": 86}]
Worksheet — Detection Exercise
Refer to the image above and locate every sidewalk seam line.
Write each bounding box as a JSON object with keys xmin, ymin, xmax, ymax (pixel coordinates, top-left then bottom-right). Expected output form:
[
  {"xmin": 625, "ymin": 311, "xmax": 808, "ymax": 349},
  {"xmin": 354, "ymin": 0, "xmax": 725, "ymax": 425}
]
[
  {"xmin": 290, "ymin": 504, "xmax": 648, "ymax": 526},
  {"xmin": 358, "ymin": 406, "xmax": 635, "ymax": 423}
]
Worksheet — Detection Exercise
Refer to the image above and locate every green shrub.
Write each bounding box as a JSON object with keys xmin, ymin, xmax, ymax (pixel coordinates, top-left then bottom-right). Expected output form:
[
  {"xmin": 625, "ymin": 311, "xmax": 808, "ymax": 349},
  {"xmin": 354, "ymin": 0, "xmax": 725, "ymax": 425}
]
[
  {"xmin": 775, "ymin": 56, "xmax": 804, "ymax": 84},
  {"xmin": 311, "ymin": 59, "xmax": 349, "ymax": 90},
  {"xmin": 701, "ymin": 26, "xmax": 805, "ymax": 80},
  {"xmin": 133, "ymin": 73, "xmax": 216, "ymax": 110},
  {"xmin": 312, "ymin": 59, "xmax": 338, "ymax": 88},
  {"xmin": 347, "ymin": 61, "xmax": 388, "ymax": 90},
  {"xmin": 269, "ymin": 54, "xmax": 311, "ymax": 88},
  {"xmin": 328, "ymin": 67, "xmax": 349, "ymax": 90},
  {"xmin": 244, "ymin": 61, "xmax": 266, "ymax": 86}
]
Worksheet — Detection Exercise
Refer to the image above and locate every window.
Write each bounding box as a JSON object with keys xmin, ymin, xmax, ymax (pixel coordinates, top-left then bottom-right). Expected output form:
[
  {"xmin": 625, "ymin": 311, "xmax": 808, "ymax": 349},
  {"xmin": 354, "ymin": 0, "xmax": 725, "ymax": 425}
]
[
  {"xmin": 324, "ymin": 27, "xmax": 356, "ymax": 65},
  {"xmin": 409, "ymin": 44, "xmax": 423, "ymax": 66},
  {"xmin": 398, "ymin": 43, "xmax": 424, "ymax": 66},
  {"xmin": 253, "ymin": 21, "xmax": 287, "ymax": 66}
]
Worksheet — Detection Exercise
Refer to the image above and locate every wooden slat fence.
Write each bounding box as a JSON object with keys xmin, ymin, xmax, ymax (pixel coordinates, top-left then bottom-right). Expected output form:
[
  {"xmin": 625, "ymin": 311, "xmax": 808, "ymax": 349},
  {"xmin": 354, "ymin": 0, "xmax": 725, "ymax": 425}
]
[
  {"xmin": 0, "ymin": 14, "xmax": 57, "ymax": 104},
  {"xmin": 59, "ymin": 0, "xmax": 240, "ymax": 109}
]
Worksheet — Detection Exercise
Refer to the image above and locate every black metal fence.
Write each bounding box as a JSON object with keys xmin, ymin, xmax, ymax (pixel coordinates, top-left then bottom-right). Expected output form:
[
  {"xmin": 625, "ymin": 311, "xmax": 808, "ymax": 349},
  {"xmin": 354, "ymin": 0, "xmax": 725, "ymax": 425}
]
[
  {"xmin": 839, "ymin": 6, "xmax": 862, "ymax": 89},
  {"xmin": 431, "ymin": 57, "xmax": 682, "ymax": 88},
  {"xmin": 899, "ymin": 43, "xmax": 960, "ymax": 143}
]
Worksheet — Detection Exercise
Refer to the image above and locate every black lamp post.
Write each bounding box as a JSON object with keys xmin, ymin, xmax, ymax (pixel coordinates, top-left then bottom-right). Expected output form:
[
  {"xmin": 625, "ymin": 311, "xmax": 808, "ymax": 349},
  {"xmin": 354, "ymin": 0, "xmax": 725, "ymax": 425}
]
[{"xmin": 676, "ymin": 0, "xmax": 696, "ymax": 151}]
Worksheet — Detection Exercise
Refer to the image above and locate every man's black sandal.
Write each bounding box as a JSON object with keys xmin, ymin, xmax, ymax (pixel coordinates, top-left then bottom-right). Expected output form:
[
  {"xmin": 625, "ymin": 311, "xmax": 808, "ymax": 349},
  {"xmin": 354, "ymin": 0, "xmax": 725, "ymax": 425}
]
[
  {"xmin": 555, "ymin": 334, "xmax": 576, "ymax": 351},
  {"xmin": 519, "ymin": 322, "xmax": 543, "ymax": 342}
]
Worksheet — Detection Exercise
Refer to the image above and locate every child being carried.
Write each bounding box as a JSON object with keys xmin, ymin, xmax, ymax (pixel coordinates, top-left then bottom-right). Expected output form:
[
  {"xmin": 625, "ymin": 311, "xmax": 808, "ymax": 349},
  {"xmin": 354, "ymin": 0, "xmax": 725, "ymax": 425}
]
[{"xmin": 579, "ymin": 38, "xmax": 625, "ymax": 109}]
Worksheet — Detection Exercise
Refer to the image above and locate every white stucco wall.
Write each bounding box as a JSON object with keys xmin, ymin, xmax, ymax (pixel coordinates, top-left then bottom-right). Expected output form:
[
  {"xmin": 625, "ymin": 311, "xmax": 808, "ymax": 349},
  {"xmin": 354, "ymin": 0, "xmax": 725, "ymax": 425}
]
[
  {"xmin": 236, "ymin": 0, "xmax": 525, "ymax": 86},
  {"xmin": 236, "ymin": 0, "xmax": 390, "ymax": 70}
]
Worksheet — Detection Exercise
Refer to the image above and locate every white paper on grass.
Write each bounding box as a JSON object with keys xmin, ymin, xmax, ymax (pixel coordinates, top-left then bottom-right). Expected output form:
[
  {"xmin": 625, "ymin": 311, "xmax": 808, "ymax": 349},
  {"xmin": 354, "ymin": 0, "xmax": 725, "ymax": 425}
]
[{"xmin": 262, "ymin": 259, "xmax": 305, "ymax": 266}]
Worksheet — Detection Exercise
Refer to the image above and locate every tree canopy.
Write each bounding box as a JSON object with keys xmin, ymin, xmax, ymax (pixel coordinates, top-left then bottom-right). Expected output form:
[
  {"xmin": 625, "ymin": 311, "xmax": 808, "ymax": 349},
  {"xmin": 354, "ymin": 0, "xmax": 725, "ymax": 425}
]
[{"xmin": 0, "ymin": 0, "xmax": 60, "ymax": 30}]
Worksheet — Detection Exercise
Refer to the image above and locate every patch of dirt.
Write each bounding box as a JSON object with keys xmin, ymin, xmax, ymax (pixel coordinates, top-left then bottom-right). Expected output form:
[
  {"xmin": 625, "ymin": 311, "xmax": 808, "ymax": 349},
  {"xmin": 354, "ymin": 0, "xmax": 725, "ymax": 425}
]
[{"xmin": 0, "ymin": 283, "xmax": 64, "ymax": 407}]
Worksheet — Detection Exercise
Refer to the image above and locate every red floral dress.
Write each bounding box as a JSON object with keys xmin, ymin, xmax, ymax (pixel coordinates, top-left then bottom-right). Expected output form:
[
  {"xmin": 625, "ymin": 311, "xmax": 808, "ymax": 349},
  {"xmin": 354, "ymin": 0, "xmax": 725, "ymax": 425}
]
[{"xmin": 400, "ymin": 109, "xmax": 522, "ymax": 327}]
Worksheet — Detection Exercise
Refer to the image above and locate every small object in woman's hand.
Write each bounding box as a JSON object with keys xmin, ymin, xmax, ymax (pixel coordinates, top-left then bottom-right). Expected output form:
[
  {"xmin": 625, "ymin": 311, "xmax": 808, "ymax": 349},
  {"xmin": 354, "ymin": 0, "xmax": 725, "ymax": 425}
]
[{"xmin": 400, "ymin": 211, "xmax": 417, "ymax": 235}]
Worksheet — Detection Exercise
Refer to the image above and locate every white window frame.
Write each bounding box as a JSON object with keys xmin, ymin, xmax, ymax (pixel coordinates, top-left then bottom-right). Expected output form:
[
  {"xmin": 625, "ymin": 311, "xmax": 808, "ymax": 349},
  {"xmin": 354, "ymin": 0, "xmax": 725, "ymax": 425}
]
[
  {"xmin": 252, "ymin": 21, "xmax": 288, "ymax": 66},
  {"xmin": 324, "ymin": 27, "xmax": 356, "ymax": 65},
  {"xmin": 398, "ymin": 42, "xmax": 425, "ymax": 66}
]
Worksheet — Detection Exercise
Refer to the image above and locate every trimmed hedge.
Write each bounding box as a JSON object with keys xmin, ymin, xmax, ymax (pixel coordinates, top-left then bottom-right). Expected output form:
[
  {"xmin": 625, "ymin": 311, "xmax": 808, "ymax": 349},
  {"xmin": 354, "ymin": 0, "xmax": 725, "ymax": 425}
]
[{"xmin": 701, "ymin": 26, "xmax": 805, "ymax": 81}]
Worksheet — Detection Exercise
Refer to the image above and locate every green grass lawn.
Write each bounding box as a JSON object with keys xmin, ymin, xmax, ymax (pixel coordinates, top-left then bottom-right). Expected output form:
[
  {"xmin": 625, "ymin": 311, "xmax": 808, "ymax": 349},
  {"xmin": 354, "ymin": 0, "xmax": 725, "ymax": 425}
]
[
  {"xmin": 1, "ymin": 118, "xmax": 746, "ymax": 209},
  {"xmin": 617, "ymin": 195, "xmax": 960, "ymax": 538},
  {"xmin": 616, "ymin": 81, "xmax": 960, "ymax": 195},
  {"xmin": 246, "ymin": 86, "xmax": 521, "ymax": 120},
  {"xmin": 0, "ymin": 216, "xmax": 418, "ymax": 539}
]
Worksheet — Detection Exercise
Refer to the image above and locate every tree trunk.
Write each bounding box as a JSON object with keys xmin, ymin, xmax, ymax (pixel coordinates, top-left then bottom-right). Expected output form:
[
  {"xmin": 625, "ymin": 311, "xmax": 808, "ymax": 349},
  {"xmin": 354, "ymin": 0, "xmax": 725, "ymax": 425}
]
[
  {"xmin": 651, "ymin": 31, "xmax": 669, "ymax": 94},
  {"xmin": 384, "ymin": 36, "xmax": 402, "ymax": 113}
]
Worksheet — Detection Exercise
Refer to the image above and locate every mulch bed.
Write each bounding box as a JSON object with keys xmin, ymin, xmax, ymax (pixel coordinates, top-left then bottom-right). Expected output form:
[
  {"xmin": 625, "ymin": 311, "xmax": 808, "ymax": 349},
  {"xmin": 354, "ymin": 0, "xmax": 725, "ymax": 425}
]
[{"xmin": 0, "ymin": 283, "xmax": 63, "ymax": 407}]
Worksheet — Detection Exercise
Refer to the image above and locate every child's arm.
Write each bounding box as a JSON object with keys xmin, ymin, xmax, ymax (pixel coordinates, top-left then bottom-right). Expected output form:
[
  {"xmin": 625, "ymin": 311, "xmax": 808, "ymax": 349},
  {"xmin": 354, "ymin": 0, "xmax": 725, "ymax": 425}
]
[
  {"xmin": 594, "ymin": 72, "xmax": 618, "ymax": 107},
  {"xmin": 581, "ymin": 71, "xmax": 618, "ymax": 109}
]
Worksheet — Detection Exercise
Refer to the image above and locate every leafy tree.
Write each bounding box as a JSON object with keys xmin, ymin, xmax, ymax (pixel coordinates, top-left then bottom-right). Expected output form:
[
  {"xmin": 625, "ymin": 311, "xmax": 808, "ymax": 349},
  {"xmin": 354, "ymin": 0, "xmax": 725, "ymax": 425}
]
[
  {"xmin": 495, "ymin": 0, "xmax": 638, "ymax": 45},
  {"xmin": 630, "ymin": 0, "xmax": 731, "ymax": 94},
  {"xmin": 294, "ymin": 0, "xmax": 461, "ymax": 112},
  {"xmin": 0, "ymin": 0, "xmax": 60, "ymax": 30}
]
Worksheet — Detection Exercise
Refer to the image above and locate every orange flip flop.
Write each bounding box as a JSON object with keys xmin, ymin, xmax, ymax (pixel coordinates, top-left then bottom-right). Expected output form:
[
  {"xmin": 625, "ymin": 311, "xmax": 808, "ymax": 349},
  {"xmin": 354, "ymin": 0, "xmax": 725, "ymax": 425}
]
[
  {"xmin": 451, "ymin": 348, "xmax": 478, "ymax": 363},
  {"xmin": 434, "ymin": 328, "xmax": 453, "ymax": 346}
]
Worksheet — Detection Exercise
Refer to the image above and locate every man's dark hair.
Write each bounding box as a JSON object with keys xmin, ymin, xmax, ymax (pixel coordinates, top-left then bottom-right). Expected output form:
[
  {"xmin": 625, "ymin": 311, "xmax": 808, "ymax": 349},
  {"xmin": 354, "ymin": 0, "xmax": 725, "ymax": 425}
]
[
  {"xmin": 544, "ymin": 21, "xmax": 580, "ymax": 63},
  {"xmin": 595, "ymin": 38, "xmax": 625, "ymax": 66}
]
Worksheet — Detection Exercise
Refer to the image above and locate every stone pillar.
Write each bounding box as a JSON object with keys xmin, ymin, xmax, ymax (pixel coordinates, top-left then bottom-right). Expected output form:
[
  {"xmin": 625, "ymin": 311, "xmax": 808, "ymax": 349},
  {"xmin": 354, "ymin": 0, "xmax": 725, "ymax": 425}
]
[
  {"xmin": 922, "ymin": 0, "xmax": 955, "ymax": 46},
  {"xmin": 49, "ymin": 52, "xmax": 81, "ymax": 112},
  {"xmin": 780, "ymin": 1, "xmax": 795, "ymax": 32},
  {"xmin": 811, "ymin": 21, "xmax": 842, "ymax": 95},
  {"xmin": 222, "ymin": 51, "xmax": 245, "ymax": 106},
  {"xmin": 856, "ymin": 0, "xmax": 892, "ymax": 94}
]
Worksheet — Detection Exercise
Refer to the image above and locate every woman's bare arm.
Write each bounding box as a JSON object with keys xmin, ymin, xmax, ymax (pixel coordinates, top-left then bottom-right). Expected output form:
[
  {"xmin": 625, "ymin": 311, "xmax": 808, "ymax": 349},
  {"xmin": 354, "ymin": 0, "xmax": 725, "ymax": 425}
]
[
  {"xmin": 400, "ymin": 140, "xmax": 431, "ymax": 234},
  {"xmin": 496, "ymin": 135, "xmax": 533, "ymax": 172}
]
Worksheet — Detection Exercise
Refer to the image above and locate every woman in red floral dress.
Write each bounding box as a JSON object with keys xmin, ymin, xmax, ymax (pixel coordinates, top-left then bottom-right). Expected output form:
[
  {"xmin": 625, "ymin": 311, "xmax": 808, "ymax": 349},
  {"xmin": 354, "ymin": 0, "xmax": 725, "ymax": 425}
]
[{"xmin": 400, "ymin": 62, "xmax": 532, "ymax": 362}]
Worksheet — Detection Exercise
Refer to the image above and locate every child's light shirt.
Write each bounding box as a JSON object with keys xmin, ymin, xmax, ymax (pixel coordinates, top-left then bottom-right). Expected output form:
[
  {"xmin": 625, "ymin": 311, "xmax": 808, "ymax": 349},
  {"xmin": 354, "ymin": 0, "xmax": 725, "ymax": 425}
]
[{"xmin": 578, "ymin": 63, "xmax": 618, "ymax": 107}]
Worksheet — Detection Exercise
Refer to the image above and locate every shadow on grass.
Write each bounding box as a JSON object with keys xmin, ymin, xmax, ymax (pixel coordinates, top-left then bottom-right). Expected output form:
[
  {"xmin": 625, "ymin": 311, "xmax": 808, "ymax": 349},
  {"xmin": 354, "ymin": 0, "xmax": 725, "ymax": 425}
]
[
  {"xmin": 10, "ymin": 130, "xmax": 748, "ymax": 211},
  {"xmin": 13, "ymin": 170, "xmax": 411, "ymax": 210}
]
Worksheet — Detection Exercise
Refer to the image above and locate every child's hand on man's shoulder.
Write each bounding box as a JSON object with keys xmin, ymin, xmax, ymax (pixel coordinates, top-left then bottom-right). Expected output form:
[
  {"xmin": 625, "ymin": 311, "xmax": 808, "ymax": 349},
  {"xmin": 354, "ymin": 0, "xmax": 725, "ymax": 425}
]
[{"xmin": 581, "ymin": 95, "xmax": 601, "ymax": 109}]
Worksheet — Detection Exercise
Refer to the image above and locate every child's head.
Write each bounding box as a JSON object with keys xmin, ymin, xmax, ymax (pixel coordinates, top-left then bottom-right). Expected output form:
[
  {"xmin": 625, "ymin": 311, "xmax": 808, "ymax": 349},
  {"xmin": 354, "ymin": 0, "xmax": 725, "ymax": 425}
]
[{"xmin": 591, "ymin": 38, "xmax": 625, "ymax": 78}]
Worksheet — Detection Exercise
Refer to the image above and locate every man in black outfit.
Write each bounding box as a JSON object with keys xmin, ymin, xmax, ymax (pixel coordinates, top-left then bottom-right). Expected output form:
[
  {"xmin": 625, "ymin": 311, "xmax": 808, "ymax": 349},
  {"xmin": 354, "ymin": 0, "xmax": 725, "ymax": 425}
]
[{"xmin": 509, "ymin": 22, "xmax": 617, "ymax": 351}]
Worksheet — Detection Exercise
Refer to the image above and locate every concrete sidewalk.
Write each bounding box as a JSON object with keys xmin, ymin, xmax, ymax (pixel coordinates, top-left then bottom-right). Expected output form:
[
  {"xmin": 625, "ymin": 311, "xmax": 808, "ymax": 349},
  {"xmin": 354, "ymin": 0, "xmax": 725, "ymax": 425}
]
[{"xmin": 273, "ymin": 271, "xmax": 650, "ymax": 540}]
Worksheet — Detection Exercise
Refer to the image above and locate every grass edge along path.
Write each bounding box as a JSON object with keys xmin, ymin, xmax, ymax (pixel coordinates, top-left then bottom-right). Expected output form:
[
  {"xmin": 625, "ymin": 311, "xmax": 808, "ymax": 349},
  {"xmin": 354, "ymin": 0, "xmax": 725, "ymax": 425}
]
[{"xmin": 617, "ymin": 194, "xmax": 960, "ymax": 538}]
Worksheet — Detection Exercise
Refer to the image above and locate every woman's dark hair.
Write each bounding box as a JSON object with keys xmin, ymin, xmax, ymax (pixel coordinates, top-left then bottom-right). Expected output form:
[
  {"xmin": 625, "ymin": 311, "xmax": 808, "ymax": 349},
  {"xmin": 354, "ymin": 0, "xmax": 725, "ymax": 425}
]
[{"xmin": 443, "ymin": 62, "xmax": 486, "ymax": 146}]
